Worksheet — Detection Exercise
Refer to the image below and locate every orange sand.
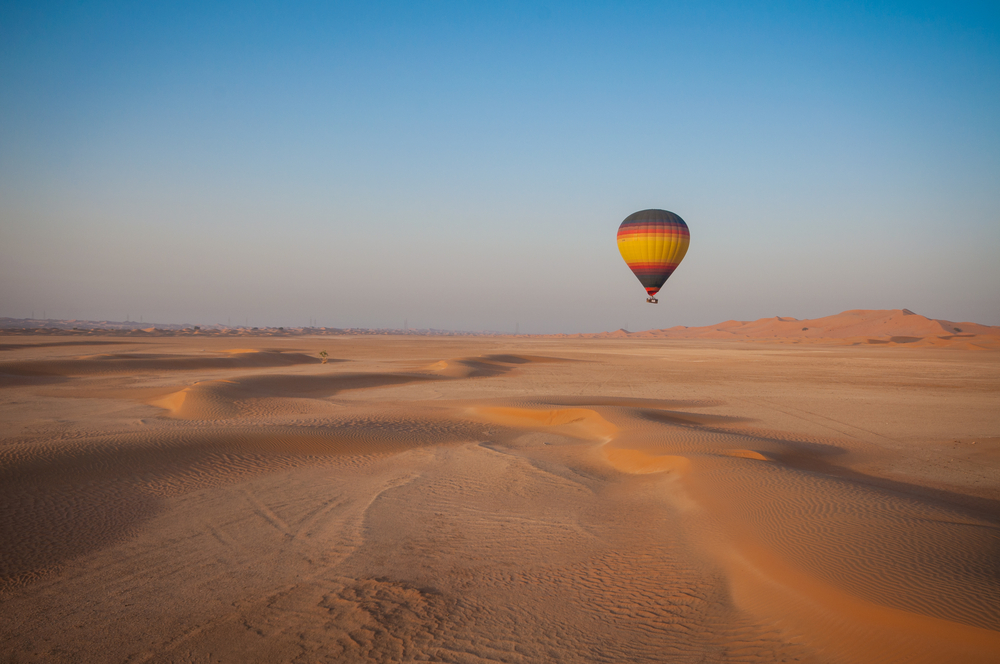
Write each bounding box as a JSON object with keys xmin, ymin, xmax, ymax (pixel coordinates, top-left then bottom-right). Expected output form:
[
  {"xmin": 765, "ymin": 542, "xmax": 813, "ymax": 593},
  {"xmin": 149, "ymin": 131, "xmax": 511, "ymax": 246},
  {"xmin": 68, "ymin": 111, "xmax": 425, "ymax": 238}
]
[
  {"xmin": 569, "ymin": 309, "xmax": 1000, "ymax": 349},
  {"xmin": 1, "ymin": 334, "xmax": 998, "ymax": 663}
]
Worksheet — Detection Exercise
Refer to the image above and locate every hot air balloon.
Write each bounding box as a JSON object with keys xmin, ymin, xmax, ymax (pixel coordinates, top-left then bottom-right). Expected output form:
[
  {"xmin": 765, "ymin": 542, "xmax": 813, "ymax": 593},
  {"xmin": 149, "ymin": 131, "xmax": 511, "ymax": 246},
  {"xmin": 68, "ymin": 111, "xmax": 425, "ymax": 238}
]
[{"xmin": 617, "ymin": 209, "xmax": 690, "ymax": 303}]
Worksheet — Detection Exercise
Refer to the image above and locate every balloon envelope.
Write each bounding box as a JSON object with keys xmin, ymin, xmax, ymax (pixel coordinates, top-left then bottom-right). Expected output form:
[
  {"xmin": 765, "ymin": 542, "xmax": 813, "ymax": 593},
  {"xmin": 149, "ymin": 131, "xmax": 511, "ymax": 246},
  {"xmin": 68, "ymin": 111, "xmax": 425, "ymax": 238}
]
[{"xmin": 617, "ymin": 209, "xmax": 690, "ymax": 300}]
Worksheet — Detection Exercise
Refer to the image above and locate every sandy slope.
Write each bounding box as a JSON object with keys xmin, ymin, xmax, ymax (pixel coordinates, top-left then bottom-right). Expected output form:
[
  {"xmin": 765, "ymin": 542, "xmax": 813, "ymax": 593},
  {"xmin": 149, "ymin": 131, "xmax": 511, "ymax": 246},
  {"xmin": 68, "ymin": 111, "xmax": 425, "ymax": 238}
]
[
  {"xmin": 570, "ymin": 309, "xmax": 1000, "ymax": 349},
  {"xmin": 0, "ymin": 335, "xmax": 998, "ymax": 663}
]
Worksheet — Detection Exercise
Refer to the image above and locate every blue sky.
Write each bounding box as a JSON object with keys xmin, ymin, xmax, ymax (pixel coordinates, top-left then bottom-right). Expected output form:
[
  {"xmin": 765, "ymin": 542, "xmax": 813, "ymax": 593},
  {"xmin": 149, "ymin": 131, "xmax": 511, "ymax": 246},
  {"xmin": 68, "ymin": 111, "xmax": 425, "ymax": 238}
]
[{"xmin": 2, "ymin": 1, "xmax": 998, "ymax": 332}]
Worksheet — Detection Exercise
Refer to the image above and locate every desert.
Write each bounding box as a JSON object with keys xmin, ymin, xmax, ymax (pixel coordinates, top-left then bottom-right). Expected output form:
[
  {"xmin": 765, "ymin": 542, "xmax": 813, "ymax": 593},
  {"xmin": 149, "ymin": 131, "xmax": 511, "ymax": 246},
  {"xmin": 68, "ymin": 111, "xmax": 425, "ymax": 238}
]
[
  {"xmin": 1, "ymin": 311, "xmax": 998, "ymax": 663},
  {"xmin": 4, "ymin": 3, "xmax": 999, "ymax": 661}
]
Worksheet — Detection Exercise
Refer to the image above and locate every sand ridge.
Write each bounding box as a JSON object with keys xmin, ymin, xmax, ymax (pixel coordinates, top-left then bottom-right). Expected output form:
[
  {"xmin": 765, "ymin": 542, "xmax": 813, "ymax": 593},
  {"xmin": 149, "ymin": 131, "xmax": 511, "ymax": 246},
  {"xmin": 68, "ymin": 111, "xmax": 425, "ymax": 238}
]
[
  {"xmin": 0, "ymin": 349, "xmax": 325, "ymax": 388},
  {"xmin": 473, "ymin": 398, "xmax": 1000, "ymax": 661},
  {"xmin": 1, "ymin": 336, "xmax": 998, "ymax": 662},
  {"xmin": 568, "ymin": 309, "xmax": 1000, "ymax": 349}
]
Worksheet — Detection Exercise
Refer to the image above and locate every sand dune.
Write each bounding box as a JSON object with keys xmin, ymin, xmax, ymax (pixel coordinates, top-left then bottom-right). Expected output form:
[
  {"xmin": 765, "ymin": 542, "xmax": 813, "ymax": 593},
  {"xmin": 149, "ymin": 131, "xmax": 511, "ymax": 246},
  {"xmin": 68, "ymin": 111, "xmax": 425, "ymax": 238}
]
[
  {"xmin": 422, "ymin": 353, "xmax": 563, "ymax": 378},
  {"xmin": 0, "ymin": 335, "xmax": 998, "ymax": 662},
  {"xmin": 0, "ymin": 349, "xmax": 323, "ymax": 380},
  {"xmin": 0, "ymin": 340, "xmax": 128, "ymax": 351},
  {"xmin": 151, "ymin": 373, "xmax": 440, "ymax": 419},
  {"xmin": 0, "ymin": 416, "xmax": 488, "ymax": 589},
  {"xmin": 466, "ymin": 405, "xmax": 618, "ymax": 441},
  {"xmin": 148, "ymin": 354, "xmax": 554, "ymax": 419},
  {"xmin": 575, "ymin": 309, "xmax": 1000, "ymax": 349}
]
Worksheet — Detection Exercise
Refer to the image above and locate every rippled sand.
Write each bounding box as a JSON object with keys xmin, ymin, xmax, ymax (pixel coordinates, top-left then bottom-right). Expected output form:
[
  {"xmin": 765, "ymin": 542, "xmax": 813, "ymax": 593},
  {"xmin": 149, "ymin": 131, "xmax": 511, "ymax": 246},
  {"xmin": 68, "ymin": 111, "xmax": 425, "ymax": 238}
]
[{"xmin": 1, "ymin": 336, "xmax": 998, "ymax": 663}]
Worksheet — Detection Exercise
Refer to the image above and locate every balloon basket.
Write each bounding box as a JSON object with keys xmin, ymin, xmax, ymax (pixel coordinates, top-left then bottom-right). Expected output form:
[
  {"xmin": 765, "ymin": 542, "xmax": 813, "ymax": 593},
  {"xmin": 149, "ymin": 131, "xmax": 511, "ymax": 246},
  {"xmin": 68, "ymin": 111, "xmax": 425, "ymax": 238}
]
[{"xmin": 646, "ymin": 297, "xmax": 659, "ymax": 304}]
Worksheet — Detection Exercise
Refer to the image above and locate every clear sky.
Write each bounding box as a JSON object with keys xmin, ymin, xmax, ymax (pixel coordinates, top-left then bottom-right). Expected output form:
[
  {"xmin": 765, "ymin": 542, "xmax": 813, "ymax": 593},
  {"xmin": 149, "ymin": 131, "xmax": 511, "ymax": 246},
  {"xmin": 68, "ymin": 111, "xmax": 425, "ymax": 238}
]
[{"xmin": 2, "ymin": 1, "xmax": 998, "ymax": 333}]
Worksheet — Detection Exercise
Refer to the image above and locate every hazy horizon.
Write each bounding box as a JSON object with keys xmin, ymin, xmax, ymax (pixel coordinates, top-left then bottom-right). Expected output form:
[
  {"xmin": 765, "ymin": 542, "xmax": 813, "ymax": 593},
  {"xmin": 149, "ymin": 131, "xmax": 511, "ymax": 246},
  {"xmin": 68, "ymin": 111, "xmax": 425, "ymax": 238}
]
[
  {"xmin": 1, "ymin": 304, "xmax": 995, "ymax": 336},
  {"xmin": 2, "ymin": 2, "xmax": 998, "ymax": 334}
]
